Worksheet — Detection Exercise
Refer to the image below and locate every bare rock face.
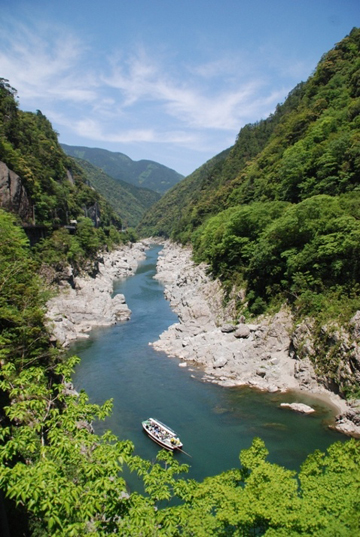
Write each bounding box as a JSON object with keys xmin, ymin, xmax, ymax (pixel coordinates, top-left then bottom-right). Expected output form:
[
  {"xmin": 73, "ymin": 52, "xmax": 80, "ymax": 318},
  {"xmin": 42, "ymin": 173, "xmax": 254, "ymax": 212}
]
[
  {"xmin": 0, "ymin": 161, "xmax": 32, "ymax": 221},
  {"xmin": 150, "ymin": 241, "xmax": 360, "ymax": 437},
  {"xmin": 151, "ymin": 243, "xmax": 298, "ymax": 393},
  {"xmin": 46, "ymin": 242, "xmax": 148, "ymax": 346},
  {"xmin": 291, "ymin": 312, "xmax": 360, "ymax": 396},
  {"xmin": 234, "ymin": 325, "xmax": 251, "ymax": 339}
]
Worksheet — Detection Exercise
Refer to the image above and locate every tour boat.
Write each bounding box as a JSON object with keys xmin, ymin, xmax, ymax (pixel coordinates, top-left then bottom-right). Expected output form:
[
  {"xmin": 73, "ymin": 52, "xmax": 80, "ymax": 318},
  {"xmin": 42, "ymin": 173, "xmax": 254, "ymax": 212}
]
[{"xmin": 142, "ymin": 418, "xmax": 183, "ymax": 451}]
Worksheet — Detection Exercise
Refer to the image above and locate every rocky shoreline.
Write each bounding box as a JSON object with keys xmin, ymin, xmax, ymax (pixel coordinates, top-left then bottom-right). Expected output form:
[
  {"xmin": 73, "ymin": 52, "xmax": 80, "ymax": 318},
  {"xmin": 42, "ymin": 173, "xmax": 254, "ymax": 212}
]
[
  {"xmin": 46, "ymin": 241, "xmax": 149, "ymax": 346},
  {"xmin": 150, "ymin": 241, "xmax": 360, "ymax": 438},
  {"xmin": 46, "ymin": 239, "xmax": 360, "ymax": 437}
]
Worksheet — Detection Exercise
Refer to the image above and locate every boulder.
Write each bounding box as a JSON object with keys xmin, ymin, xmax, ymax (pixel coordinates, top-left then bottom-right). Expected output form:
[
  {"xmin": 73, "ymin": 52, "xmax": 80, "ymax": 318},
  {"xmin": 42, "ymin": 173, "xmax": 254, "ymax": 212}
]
[
  {"xmin": 221, "ymin": 324, "xmax": 236, "ymax": 333},
  {"xmin": 234, "ymin": 325, "xmax": 251, "ymax": 338},
  {"xmin": 213, "ymin": 356, "xmax": 228, "ymax": 369},
  {"xmin": 280, "ymin": 403, "xmax": 315, "ymax": 414}
]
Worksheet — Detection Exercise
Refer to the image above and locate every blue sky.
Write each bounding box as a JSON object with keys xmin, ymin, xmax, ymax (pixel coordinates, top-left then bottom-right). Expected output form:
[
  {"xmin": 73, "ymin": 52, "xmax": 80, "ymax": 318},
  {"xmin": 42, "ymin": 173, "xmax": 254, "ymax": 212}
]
[{"xmin": 0, "ymin": 1, "xmax": 359, "ymax": 176}]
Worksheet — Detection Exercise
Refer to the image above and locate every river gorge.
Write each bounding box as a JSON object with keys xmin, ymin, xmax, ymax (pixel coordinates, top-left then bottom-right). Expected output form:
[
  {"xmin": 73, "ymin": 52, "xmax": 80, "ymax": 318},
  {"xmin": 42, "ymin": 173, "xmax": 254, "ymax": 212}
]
[{"xmin": 50, "ymin": 243, "xmax": 353, "ymax": 485}]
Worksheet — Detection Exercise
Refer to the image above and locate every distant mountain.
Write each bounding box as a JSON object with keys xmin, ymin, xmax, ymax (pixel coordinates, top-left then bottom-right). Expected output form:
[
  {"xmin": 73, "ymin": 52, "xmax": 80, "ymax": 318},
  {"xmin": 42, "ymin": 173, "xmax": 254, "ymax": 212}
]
[
  {"xmin": 61, "ymin": 144, "xmax": 184, "ymax": 195},
  {"xmin": 73, "ymin": 157, "xmax": 160, "ymax": 228}
]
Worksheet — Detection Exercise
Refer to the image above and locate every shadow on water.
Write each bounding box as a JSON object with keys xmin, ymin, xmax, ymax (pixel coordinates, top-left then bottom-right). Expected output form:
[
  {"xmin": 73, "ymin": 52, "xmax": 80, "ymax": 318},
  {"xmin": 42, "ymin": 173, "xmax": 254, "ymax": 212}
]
[{"xmin": 71, "ymin": 245, "xmax": 346, "ymax": 486}]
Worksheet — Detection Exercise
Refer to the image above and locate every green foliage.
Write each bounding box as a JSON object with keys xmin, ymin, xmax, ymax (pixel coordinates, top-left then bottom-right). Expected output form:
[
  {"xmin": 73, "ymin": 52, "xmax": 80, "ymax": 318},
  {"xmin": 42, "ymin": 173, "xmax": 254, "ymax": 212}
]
[
  {"xmin": 0, "ymin": 357, "xmax": 191, "ymax": 536},
  {"xmin": 0, "ymin": 80, "xmax": 124, "ymax": 270},
  {"xmin": 192, "ymin": 201, "xmax": 289, "ymax": 279},
  {"xmin": 191, "ymin": 192, "xmax": 360, "ymax": 324},
  {"xmin": 0, "ymin": 210, "xmax": 51, "ymax": 371},
  {"xmin": 61, "ymin": 143, "xmax": 184, "ymax": 195},
  {"xmin": 155, "ymin": 437, "xmax": 360, "ymax": 537},
  {"xmin": 247, "ymin": 194, "xmax": 360, "ymax": 301},
  {"xmin": 73, "ymin": 157, "xmax": 161, "ymax": 228}
]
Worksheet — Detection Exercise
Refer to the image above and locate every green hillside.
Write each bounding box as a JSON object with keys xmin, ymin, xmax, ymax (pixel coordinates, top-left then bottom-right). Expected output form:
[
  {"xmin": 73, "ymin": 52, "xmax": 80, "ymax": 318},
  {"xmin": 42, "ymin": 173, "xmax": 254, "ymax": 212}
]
[
  {"xmin": 139, "ymin": 28, "xmax": 360, "ymax": 395},
  {"xmin": 1, "ymin": 30, "xmax": 360, "ymax": 535},
  {"xmin": 73, "ymin": 157, "xmax": 160, "ymax": 228},
  {"xmin": 0, "ymin": 78, "xmax": 136, "ymax": 273},
  {"xmin": 137, "ymin": 80, "xmax": 314, "ymax": 240},
  {"xmin": 137, "ymin": 148, "xmax": 231, "ymax": 237},
  {"xmin": 61, "ymin": 143, "xmax": 184, "ymax": 195}
]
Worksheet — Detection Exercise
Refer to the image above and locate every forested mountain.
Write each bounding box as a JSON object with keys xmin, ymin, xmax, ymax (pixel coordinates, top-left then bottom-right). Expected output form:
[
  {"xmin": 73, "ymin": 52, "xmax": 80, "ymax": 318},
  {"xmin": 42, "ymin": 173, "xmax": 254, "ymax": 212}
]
[
  {"xmin": 139, "ymin": 28, "xmax": 360, "ymax": 241},
  {"xmin": 140, "ymin": 31, "xmax": 360, "ymax": 305},
  {"xmin": 139, "ymin": 28, "xmax": 360, "ymax": 398},
  {"xmin": 73, "ymin": 157, "xmax": 160, "ymax": 227},
  {"xmin": 137, "ymin": 80, "xmax": 312, "ymax": 239},
  {"xmin": 61, "ymin": 143, "xmax": 184, "ymax": 195},
  {"xmin": 0, "ymin": 30, "xmax": 360, "ymax": 537}
]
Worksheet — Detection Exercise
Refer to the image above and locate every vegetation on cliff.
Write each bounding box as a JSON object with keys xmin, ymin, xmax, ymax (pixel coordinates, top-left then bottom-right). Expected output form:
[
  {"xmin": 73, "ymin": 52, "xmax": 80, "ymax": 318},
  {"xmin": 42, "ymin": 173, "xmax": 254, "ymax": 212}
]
[
  {"xmin": 0, "ymin": 30, "xmax": 360, "ymax": 536},
  {"xmin": 139, "ymin": 28, "xmax": 360, "ymax": 397}
]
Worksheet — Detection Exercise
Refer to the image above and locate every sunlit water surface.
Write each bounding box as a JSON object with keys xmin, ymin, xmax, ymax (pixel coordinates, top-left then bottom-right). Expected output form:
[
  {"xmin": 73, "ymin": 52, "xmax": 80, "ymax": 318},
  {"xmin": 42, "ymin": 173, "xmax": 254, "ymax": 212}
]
[{"xmin": 71, "ymin": 246, "xmax": 344, "ymax": 486}]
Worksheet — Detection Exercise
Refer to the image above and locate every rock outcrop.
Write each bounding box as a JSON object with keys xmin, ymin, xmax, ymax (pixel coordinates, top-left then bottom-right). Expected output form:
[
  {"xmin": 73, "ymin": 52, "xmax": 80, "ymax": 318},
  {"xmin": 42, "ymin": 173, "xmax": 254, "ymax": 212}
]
[
  {"xmin": 152, "ymin": 243, "xmax": 302, "ymax": 392},
  {"xmin": 280, "ymin": 403, "xmax": 315, "ymax": 413},
  {"xmin": 151, "ymin": 241, "xmax": 360, "ymax": 437},
  {"xmin": 46, "ymin": 242, "xmax": 148, "ymax": 346},
  {"xmin": 0, "ymin": 161, "xmax": 32, "ymax": 221}
]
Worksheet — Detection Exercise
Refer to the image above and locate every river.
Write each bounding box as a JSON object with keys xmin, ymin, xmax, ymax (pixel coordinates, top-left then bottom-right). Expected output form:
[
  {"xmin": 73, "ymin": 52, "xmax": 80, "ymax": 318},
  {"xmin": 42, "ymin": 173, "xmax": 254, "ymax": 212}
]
[{"xmin": 71, "ymin": 245, "xmax": 345, "ymax": 484}]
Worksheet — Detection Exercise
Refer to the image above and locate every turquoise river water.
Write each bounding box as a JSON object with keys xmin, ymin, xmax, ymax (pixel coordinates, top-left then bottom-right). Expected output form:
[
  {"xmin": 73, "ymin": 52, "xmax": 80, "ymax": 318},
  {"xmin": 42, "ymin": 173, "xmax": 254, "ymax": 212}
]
[{"xmin": 71, "ymin": 245, "xmax": 345, "ymax": 485}]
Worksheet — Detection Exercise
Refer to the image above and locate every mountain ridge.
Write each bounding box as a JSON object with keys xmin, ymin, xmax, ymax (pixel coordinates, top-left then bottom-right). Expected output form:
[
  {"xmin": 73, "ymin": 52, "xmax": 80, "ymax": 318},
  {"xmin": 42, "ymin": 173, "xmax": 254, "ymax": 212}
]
[
  {"xmin": 61, "ymin": 143, "xmax": 184, "ymax": 195},
  {"xmin": 72, "ymin": 156, "xmax": 160, "ymax": 228}
]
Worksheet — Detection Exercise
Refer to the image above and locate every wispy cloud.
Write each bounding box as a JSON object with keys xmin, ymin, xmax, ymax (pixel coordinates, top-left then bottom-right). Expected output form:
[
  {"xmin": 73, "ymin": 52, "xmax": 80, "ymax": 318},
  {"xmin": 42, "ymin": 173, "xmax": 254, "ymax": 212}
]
[
  {"xmin": 0, "ymin": 18, "xmax": 96, "ymax": 103},
  {"xmin": 103, "ymin": 48, "xmax": 280, "ymax": 130},
  {"xmin": 0, "ymin": 14, "xmax": 293, "ymax": 170}
]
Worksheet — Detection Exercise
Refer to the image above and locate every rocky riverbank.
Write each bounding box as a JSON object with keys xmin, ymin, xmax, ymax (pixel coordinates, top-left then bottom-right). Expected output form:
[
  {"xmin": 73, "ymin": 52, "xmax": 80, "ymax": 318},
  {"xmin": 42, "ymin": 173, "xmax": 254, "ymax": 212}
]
[
  {"xmin": 46, "ymin": 241, "xmax": 149, "ymax": 346},
  {"xmin": 151, "ymin": 241, "xmax": 360, "ymax": 437}
]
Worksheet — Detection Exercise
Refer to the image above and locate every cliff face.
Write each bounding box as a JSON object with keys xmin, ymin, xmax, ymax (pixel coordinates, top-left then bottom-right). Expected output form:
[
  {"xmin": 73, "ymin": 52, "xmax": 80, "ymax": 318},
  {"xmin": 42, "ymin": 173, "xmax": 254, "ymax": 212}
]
[
  {"xmin": 0, "ymin": 161, "xmax": 32, "ymax": 222},
  {"xmin": 291, "ymin": 313, "xmax": 360, "ymax": 397}
]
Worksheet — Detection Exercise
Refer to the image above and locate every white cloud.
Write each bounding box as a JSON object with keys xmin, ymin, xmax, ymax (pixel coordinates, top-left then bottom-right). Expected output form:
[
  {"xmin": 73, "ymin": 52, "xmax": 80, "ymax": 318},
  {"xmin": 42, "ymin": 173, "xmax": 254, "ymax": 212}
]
[
  {"xmin": 0, "ymin": 15, "xmax": 291, "ymax": 170},
  {"xmin": 103, "ymin": 49, "xmax": 279, "ymax": 131},
  {"xmin": 0, "ymin": 18, "xmax": 97, "ymax": 104}
]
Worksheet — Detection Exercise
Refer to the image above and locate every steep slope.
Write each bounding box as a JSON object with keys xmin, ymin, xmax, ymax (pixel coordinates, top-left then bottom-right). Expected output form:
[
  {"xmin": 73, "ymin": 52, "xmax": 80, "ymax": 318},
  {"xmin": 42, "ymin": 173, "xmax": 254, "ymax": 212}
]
[
  {"xmin": 140, "ymin": 29, "xmax": 360, "ymax": 241},
  {"xmin": 73, "ymin": 157, "xmax": 160, "ymax": 228},
  {"xmin": 137, "ymin": 148, "xmax": 231, "ymax": 237},
  {"xmin": 61, "ymin": 144, "xmax": 184, "ymax": 195},
  {"xmin": 138, "ymin": 28, "xmax": 360, "ymax": 398},
  {"xmin": 138, "ymin": 81, "xmax": 307, "ymax": 240}
]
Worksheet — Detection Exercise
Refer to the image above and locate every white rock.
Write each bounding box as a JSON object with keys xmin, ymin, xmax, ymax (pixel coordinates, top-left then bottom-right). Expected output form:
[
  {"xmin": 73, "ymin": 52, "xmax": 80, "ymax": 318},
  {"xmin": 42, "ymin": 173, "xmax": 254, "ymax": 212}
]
[
  {"xmin": 280, "ymin": 403, "xmax": 315, "ymax": 414},
  {"xmin": 46, "ymin": 242, "xmax": 147, "ymax": 346}
]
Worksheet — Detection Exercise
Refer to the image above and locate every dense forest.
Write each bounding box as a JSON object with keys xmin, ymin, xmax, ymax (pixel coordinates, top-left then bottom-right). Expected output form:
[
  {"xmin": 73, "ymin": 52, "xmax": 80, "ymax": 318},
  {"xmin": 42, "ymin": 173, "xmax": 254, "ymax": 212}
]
[
  {"xmin": 61, "ymin": 144, "xmax": 184, "ymax": 195},
  {"xmin": 71, "ymin": 156, "xmax": 161, "ymax": 228},
  {"xmin": 139, "ymin": 27, "xmax": 360, "ymax": 398},
  {"xmin": 0, "ymin": 30, "xmax": 360, "ymax": 536}
]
